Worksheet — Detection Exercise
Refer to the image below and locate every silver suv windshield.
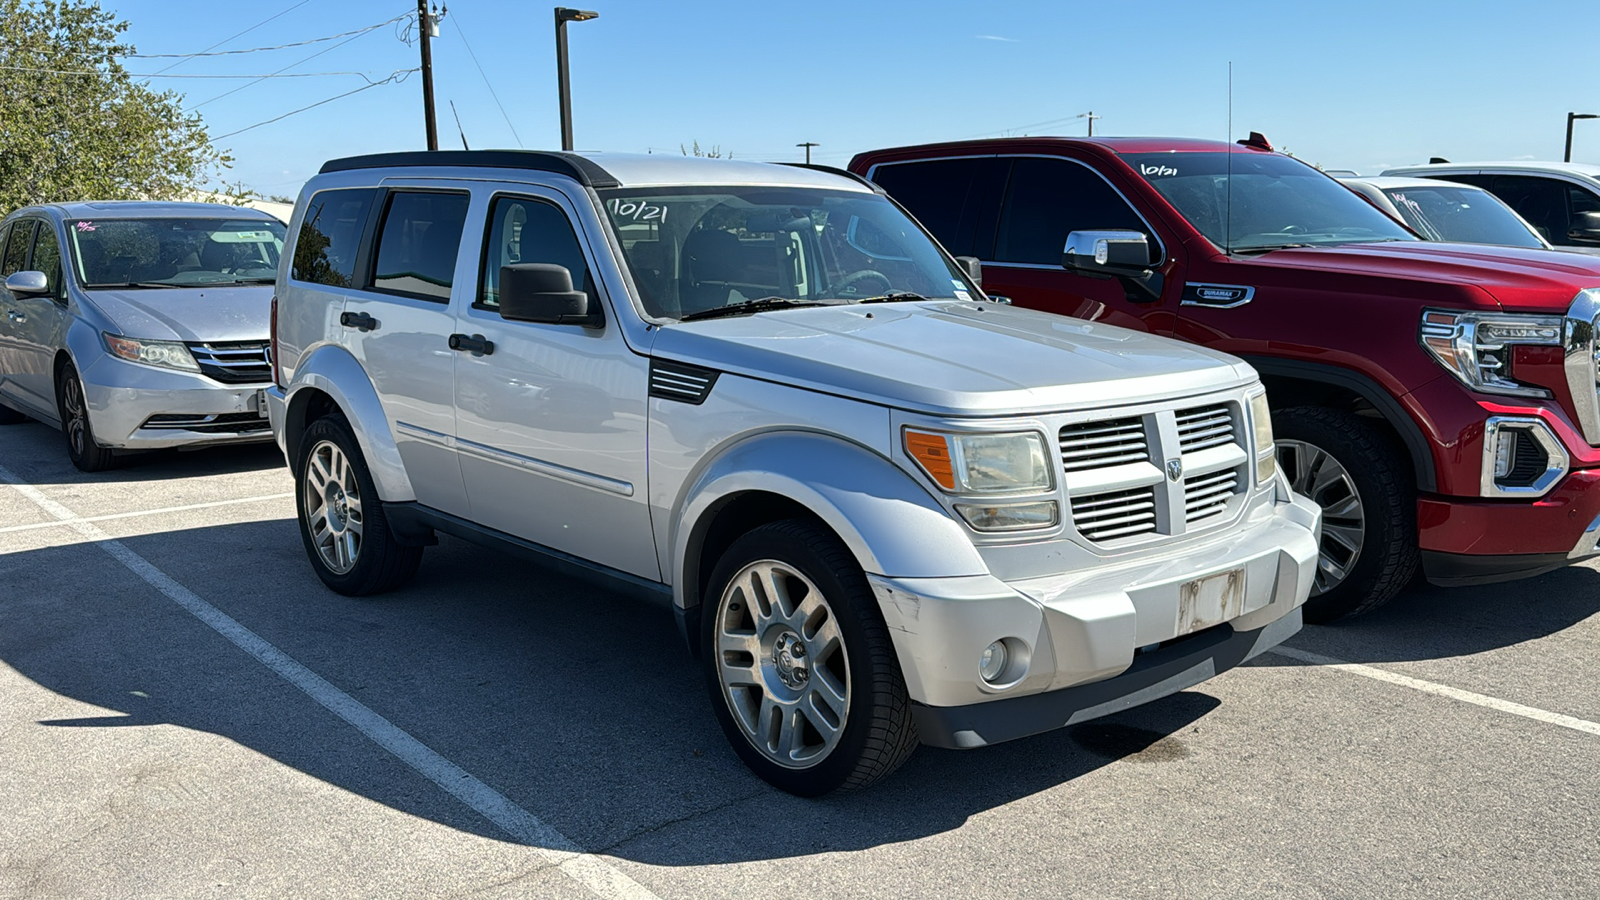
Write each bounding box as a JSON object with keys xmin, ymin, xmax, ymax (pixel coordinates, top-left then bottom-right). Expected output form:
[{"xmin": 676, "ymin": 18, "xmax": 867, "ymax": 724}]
[
  {"xmin": 69, "ymin": 217, "xmax": 287, "ymax": 289},
  {"xmin": 1379, "ymin": 185, "xmax": 1546, "ymax": 248},
  {"xmin": 1124, "ymin": 152, "xmax": 1416, "ymax": 252},
  {"xmin": 597, "ymin": 186, "xmax": 972, "ymax": 320}
]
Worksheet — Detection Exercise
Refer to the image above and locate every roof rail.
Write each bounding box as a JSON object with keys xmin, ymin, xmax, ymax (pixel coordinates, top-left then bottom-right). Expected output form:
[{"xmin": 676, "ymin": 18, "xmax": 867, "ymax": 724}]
[
  {"xmin": 776, "ymin": 162, "xmax": 885, "ymax": 194},
  {"xmin": 317, "ymin": 150, "xmax": 620, "ymax": 188}
]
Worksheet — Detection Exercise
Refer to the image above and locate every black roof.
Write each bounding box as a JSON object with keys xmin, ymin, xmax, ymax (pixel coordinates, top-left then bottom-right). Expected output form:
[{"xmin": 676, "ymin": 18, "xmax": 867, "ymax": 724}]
[{"xmin": 317, "ymin": 150, "xmax": 619, "ymax": 188}]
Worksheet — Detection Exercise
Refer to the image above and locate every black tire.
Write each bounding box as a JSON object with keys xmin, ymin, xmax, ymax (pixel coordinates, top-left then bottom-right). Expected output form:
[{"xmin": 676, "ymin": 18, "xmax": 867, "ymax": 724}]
[
  {"xmin": 0, "ymin": 401, "xmax": 25, "ymax": 425},
  {"xmin": 1274, "ymin": 406, "xmax": 1419, "ymax": 622},
  {"xmin": 55, "ymin": 361, "xmax": 117, "ymax": 472},
  {"xmin": 702, "ymin": 519, "xmax": 918, "ymax": 796},
  {"xmin": 294, "ymin": 414, "xmax": 422, "ymax": 596}
]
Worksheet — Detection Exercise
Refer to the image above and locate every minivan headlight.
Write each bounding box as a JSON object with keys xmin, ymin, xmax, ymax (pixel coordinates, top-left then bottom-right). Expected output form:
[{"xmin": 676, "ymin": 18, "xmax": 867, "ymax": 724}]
[
  {"xmin": 104, "ymin": 334, "xmax": 200, "ymax": 372},
  {"xmin": 1419, "ymin": 309, "xmax": 1562, "ymax": 398},
  {"xmin": 904, "ymin": 429, "xmax": 1054, "ymax": 494}
]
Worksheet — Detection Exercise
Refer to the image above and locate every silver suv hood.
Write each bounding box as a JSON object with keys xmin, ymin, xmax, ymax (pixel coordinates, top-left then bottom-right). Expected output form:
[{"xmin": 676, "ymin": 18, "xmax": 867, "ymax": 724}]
[
  {"xmin": 651, "ymin": 302, "xmax": 1255, "ymax": 416},
  {"xmin": 82, "ymin": 285, "xmax": 273, "ymax": 343}
]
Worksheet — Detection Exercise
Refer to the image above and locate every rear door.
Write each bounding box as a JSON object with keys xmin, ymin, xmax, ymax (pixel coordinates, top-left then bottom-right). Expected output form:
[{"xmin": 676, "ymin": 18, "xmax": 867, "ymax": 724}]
[
  {"xmin": 8, "ymin": 220, "xmax": 70, "ymax": 412},
  {"xmin": 0, "ymin": 220, "xmax": 57, "ymax": 417}
]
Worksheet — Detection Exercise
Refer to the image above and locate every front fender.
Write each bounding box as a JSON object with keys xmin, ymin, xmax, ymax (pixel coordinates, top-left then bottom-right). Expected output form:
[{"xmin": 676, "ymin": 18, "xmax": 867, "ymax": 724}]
[
  {"xmin": 672, "ymin": 431, "xmax": 988, "ymax": 610},
  {"xmin": 284, "ymin": 342, "xmax": 414, "ymax": 502}
]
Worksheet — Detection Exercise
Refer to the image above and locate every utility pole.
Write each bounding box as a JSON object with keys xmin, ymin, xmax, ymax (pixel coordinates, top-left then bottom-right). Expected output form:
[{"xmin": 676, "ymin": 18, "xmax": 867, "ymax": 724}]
[
  {"xmin": 1078, "ymin": 110, "xmax": 1101, "ymax": 137},
  {"xmin": 1567, "ymin": 112, "xmax": 1597, "ymax": 163},
  {"xmin": 418, "ymin": 0, "xmax": 438, "ymax": 151},
  {"xmin": 555, "ymin": 8, "xmax": 599, "ymax": 152},
  {"xmin": 797, "ymin": 142, "xmax": 819, "ymax": 165}
]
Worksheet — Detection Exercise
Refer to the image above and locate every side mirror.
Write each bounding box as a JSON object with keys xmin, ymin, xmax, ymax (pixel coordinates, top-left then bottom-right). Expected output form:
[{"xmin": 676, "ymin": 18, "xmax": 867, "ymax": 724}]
[
  {"xmin": 1062, "ymin": 230, "xmax": 1153, "ymax": 273},
  {"xmin": 1569, "ymin": 211, "xmax": 1600, "ymax": 245},
  {"xmin": 497, "ymin": 264, "xmax": 593, "ymax": 326},
  {"xmin": 4, "ymin": 270, "xmax": 49, "ymax": 295},
  {"xmin": 954, "ymin": 256, "xmax": 983, "ymax": 289}
]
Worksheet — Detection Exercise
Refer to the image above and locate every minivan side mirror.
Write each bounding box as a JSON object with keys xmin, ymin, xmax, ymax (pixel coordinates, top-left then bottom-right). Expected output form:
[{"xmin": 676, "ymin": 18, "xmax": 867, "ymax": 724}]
[
  {"xmin": 1569, "ymin": 211, "xmax": 1600, "ymax": 245},
  {"xmin": 497, "ymin": 264, "xmax": 594, "ymax": 326},
  {"xmin": 954, "ymin": 256, "xmax": 983, "ymax": 288},
  {"xmin": 4, "ymin": 270, "xmax": 49, "ymax": 295},
  {"xmin": 1061, "ymin": 230, "xmax": 1153, "ymax": 273}
]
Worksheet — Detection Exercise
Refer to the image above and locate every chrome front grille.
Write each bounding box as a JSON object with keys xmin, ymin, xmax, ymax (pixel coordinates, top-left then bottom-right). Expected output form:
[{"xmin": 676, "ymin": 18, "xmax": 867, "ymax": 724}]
[
  {"xmin": 187, "ymin": 341, "xmax": 272, "ymax": 385},
  {"xmin": 1060, "ymin": 399, "xmax": 1250, "ymax": 547},
  {"xmin": 1058, "ymin": 417, "xmax": 1148, "ymax": 472}
]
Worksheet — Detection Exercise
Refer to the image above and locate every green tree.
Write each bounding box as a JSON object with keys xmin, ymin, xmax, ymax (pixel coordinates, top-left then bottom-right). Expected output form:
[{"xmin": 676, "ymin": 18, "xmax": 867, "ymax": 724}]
[{"xmin": 0, "ymin": 0, "xmax": 229, "ymax": 213}]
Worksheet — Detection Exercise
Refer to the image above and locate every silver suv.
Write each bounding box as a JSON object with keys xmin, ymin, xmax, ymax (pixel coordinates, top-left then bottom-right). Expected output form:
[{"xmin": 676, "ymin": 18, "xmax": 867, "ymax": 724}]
[{"xmin": 267, "ymin": 150, "xmax": 1321, "ymax": 795}]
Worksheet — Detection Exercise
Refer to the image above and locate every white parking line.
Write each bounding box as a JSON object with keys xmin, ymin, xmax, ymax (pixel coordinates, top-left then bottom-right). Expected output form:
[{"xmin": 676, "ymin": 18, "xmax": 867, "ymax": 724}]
[
  {"xmin": 0, "ymin": 466, "xmax": 662, "ymax": 900},
  {"xmin": 1270, "ymin": 646, "xmax": 1600, "ymax": 737},
  {"xmin": 0, "ymin": 492, "xmax": 293, "ymax": 534}
]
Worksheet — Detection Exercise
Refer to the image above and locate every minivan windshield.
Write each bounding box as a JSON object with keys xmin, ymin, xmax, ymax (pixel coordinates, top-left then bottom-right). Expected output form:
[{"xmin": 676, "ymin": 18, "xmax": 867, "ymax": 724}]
[
  {"xmin": 1379, "ymin": 185, "xmax": 1547, "ymax": 248},
  {"xmin": 1123, "ymin": 152, "xmax": 1416, "ymax": 252},
  {"xmin": 68, "ymin": 217, "xmax": 287, "ymax": 288},
  {"xmin": 597, "ymin": 186, "xmax": 973, "ymax": 320}
]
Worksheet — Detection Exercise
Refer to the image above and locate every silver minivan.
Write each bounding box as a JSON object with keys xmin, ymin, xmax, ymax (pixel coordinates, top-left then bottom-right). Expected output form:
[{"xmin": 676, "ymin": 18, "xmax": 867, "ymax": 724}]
[
  {"xmin": 269, "ymin": 151, "xmax": 1322, "ymax": 794},
  {"xmin": 0, "ymin": 202, "xmax": 285, "ymax": 470}
]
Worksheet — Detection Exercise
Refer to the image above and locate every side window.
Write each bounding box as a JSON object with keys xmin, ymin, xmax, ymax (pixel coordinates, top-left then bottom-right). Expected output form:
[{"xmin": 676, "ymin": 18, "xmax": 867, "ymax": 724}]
[
  {"xmin": 291, "ymin": 188, "xmax": 377, "ymax": 287},
  {"xmin": 30, "ymin": 224, "xmax": 63, "ymax": 300},
  {"xmin": 1490, "ymin": 176, "xmax": 1568, "ymax": 244},
  {"xmin": 2, "ymin": 221, "xmax": 34, "ymax": 277},
  {"xmin": 994, "ymin": 157, "xmax": 1149, "ymax": 265},
  {"xmin": 477, "ymin": 195, "xmax": 594, "ymax": 314},
  {"xmin": 370, "ymin": 191, "xmax": 471, "ymax": 301},
  {"xmin": 869, "ymin": 158, "xmax": 991, "ymax": 257}
]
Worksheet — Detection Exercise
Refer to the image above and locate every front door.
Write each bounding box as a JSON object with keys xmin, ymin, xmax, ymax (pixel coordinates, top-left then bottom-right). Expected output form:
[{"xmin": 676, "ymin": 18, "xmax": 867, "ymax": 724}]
[
  {"xmin": 452, "ymin": 189, "xmax": 658, "ymax": 580},
  {"xmin": 9, "ymin": 221, "xmax": 70, "ymax": 414}
]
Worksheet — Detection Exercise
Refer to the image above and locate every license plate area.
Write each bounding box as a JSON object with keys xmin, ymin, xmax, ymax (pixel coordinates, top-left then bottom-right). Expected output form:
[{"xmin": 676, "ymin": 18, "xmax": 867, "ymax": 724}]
[{"xmin": 1178, "ymin": 567, "xmax": 1245, "ymax": 635}]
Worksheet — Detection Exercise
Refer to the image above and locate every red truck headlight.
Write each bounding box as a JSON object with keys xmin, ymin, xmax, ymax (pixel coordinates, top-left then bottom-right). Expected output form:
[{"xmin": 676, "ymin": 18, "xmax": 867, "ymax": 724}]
[{"xmin": 1419, "ymin": 309, "xmax": 1563, "ymax": 399}]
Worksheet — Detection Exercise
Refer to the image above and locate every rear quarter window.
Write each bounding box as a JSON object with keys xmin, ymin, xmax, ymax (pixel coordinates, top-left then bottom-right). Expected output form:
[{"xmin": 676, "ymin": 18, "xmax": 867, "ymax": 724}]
[{"xmin": 291, "ymin": 188, "xmax": 377, "ymax": 287}]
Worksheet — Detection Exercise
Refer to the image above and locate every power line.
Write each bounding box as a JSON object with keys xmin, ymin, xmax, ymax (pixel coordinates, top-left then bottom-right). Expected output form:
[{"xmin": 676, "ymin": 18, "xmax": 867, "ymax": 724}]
[
  {"xmin": 150, "ymin": 0, "xmax": 313, "ymax": 75},
  {"xmin": 448, "ymin": 7, "xmax": 522, "ymax": 148},
  {"xmin": 124, "ymin": 14, "xmax": 409, "ymax": 59},
  {"xmin": 192, "ymin": 23, "xmax": 388, "ymax": 110},
  {"xmin": 213, "ymin": 69, "xmax": 416, "ymax": 140},
  {"xmin": 0, "ymin": 65, "xmax": 407, "ymax": 80}
]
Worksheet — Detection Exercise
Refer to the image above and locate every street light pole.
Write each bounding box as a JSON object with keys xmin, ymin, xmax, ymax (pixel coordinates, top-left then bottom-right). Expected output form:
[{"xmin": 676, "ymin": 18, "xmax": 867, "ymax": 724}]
[
  {"xmin": 797, "ymin": 142, "xmax": 819, "ymax": 164},
  {"xmin": 418, "ymin": 0, "xmax": 438, "ymax": 151},
  {"xmin": 554, "ymin": 8, "xmax": 599, "ymax": 152},
  {"xmin": 1567, "ymin": 112, "xmax": 1597, "ymax": 163}
]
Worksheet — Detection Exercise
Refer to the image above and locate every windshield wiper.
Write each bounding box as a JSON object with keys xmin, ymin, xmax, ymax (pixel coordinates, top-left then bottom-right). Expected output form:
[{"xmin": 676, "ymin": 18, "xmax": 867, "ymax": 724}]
[
  {"xmin": 84, "ymin": 281, "xmax": 185, "ymax": 289},
  {"xmin": 853, "ymin": 291, "xmax": 930, "ymax": 304},
  {"xmin": 678, "ymin": 297, "xmax": 832, "ymax": 322}
]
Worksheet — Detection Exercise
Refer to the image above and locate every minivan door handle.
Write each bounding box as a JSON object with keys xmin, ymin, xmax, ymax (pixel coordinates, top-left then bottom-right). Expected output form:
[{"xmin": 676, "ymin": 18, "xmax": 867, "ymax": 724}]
[
  {"xmin": 339, "ymin": 311, "xmax": 378, "ymax": 331},
  {"xmin": 448, "ymin": 333, "xmax": 494, "ymax": 356}
]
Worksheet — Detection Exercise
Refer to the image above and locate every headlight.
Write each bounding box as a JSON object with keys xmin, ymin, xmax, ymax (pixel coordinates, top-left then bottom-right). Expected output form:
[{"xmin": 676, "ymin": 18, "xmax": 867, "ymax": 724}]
[
  {"xmin": 1248, "ymin": 391, "xmax": 1275, "ymax": 485},
  {"xmin": 104, "ymin": 334, "xmax": 200, "ymax": 372},
  {"xmin": 1419, "ymin": 309, "xmax": 1562, "ymax": 398},
  {"xmin": 904, "ymin": 429, "xmax": 1054, "ymax": 494}
]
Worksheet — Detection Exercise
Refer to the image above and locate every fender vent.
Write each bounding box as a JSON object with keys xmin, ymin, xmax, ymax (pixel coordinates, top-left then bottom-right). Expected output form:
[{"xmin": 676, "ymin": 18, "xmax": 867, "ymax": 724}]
[{"xmin": 649, "ymin": 360, "xmax": 719, "ymax": 405}]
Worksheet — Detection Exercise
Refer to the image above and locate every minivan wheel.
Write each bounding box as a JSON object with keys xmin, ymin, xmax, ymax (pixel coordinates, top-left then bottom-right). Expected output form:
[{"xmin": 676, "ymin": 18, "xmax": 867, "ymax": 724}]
[
  {"xmin": 295, "ymin": 415, "xmax": 422, "ymax": 596},
  {"xmin": 702, "ymin": 519, "xmax": 918, "ymax": 796},
  {"xmin": 56, "ymin": 362, "xmax": 116, "ymax": 472},
  {"xmin": 1274, "ymin": 406, "xmax": 1418, "ymax": 622}
]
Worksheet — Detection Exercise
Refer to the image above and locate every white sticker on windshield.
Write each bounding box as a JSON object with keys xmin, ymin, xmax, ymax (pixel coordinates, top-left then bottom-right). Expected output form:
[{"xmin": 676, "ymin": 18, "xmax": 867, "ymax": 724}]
[
  {"xmin": 1141, "ymin": 163, "xmax": 1178, "ymax": 177},
  {"xmin": 212, "ymin": 231, "xmax": 273, "ymax": 243},
  {"xmin": 954, "ymin": 289, "xmax": 972, "ymax": 302},
  {"xmin": 607, "ymin": 198, "xmax": 668, "ymax": 223}
]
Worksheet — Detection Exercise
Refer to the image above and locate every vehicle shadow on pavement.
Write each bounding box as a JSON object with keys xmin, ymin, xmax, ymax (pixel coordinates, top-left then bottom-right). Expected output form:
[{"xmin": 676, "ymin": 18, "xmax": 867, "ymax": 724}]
[
  {"xmin": 0, "ymin": 420, "xmax": 284, "ymax": 486},
  {"xmin": 1259, "ymin": 563, "xmax": 1600, "ymax": 666},
  {"xmin": 0, "ymin": 518, "xmax": 1221, "ymax": 864}
]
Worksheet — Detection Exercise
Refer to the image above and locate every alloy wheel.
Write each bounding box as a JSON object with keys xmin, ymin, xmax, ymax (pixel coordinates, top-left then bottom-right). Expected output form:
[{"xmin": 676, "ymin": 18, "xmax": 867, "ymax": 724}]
[
  {"xmin": 304, "ymin": 439, "xmax": 364, "ymax": 575},
  {"xmin": 1278, "ymin": 439, "xmax": 1366, "ymax": 595},
  {"xmin": 714, "ymin": 560, "xmax": 851, "ymax": 769},
  {"xmin": 61, "ymin": 374, "xmax": 88, "ymax": 458}
]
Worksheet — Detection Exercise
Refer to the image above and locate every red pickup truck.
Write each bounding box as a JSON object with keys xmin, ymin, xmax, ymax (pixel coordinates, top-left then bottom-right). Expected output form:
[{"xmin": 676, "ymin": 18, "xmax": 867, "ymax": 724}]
[{"xmin": 850, "ymin": 136, "xmax": 1600, "ymax": 621}]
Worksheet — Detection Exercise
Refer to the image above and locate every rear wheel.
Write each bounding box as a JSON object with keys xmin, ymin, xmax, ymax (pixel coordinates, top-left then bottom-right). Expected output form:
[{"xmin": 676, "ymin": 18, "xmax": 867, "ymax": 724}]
[
  {"xmin": 294, "ymin": 415, "xmax": 422, "ymax": 596},
  {"xmin": 1274, "ymin": 406, "xmax": 1418, "ymax": 622},
  {"xmin": 55, "ymin": 361, "xmax": 116, "ymax": 472},
  {"xmin": 702, "ymin": 519, "xmax": 918, "ymax": 796}
]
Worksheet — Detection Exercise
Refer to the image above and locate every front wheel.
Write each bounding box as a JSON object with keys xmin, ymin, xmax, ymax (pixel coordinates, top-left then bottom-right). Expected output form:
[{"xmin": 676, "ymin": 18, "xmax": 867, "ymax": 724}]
[
  {"xmin": 1274, "ymin": 406, "xmax": 1418, "ymax": 622},
  {"xmin": 56, "ymin": 361, "xmax": 116, "ymax": 472},
  {"xmin": 294, "ymin": 415, "xmax": 422, "ymax": 596},
  {"xmin": 702, "ymin": 519, "xmax": 918, "ymax": 796}
]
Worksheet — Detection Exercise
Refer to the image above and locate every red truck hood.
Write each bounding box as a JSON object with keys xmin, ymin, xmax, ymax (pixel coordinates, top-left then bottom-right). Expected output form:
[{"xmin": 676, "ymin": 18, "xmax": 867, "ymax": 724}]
[{"xmin": 1247, "ymin": 242, "xmax": 1600, "ymax": 312}]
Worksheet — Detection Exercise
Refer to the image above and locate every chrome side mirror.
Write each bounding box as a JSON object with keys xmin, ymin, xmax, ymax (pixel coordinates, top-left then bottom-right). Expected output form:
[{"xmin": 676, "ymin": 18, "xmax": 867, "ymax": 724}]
[
  {"xmin": 4, "ymin": 270, "xmax": 49, "ymax": 295},
  {"xmin": 1061, "ymin": 231, "xmax": 1153, "ymax": 273}
]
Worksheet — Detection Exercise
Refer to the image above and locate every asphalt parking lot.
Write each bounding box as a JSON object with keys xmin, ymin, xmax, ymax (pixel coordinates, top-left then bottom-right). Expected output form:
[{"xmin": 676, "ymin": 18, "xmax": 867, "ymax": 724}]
[{"xmin": 2, "ymin": 420, "xmax": 1598, "ymax": 899}]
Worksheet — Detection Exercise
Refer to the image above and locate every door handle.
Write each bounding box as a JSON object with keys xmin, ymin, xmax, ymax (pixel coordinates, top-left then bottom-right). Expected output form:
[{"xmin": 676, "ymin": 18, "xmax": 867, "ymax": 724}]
[
  {"xmin": 7, "ymin": 310, "xmax": 24, "ymax": 323},
  {"xmin": 448, "ymin": 333, "xmax": 494, "ymax": 356},
  {"xmin": 339, "ymin": 311, "xmax": 378, "ymax": 331}
]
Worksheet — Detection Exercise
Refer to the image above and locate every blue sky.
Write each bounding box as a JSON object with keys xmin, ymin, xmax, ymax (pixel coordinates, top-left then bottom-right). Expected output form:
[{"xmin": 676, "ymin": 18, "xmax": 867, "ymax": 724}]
[{"xmin": 107, "ymin": 0, "xmax": 1600, "ymax": 197}]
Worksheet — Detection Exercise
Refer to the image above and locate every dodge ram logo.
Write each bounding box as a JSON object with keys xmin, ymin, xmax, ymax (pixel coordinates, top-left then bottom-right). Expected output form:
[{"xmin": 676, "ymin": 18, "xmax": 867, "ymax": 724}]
[{"xmin": 1166, "ymin": 459, "xmax": 1183, "ymax": 482}]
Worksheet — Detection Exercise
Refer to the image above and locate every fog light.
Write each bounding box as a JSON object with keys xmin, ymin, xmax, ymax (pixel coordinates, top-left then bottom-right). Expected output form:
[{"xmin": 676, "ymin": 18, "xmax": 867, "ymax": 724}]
[
  {"xmin": 979, "ymin": 641, "xmax": 1008, "ymax": 683},
  {"xmin": 954, "ymin": 500, "xmax": 1058, "ymax": 532},
  {"xmin": 1493, "ymin": 430, "xmax": 1517, "ymax": 479}
]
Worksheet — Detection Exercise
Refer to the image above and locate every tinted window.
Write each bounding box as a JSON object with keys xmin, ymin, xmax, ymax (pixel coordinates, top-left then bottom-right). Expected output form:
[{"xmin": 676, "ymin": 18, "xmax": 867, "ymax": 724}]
[
  {"xmin": 478, "ymin": 196, "xmax": 593, "ymax": 312},
  {"xmin": 1381, "ymin": 185, "xmax": 1545, "ymax": 248},
  {"xmin": 2, "ymin": 221, "xmax": 35, "ymax": 277},
  {"xmin": 291, "ymin": 189, "xmax": 376, "ymax": 287},
  {"xmin": 1489, "ymin": 176, "xmax": 1568, "ymax": 244},
  {"xmin": 869, "ymin": 158, "xmax": 989, "ymax": 256},
  {"xmin": 371, "ymin": 191, "xmax": 470, "ymax": 301},
  {"xmin": 31, "ymin": 225, "xmax": 63, "ymax": 298},
  {"xmin": 995, "ymin": 157, "xmax": 1148, "ymax": 264}
]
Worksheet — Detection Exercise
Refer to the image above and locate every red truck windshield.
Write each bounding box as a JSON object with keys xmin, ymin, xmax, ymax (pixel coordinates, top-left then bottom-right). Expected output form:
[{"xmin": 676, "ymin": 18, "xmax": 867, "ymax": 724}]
[{"xmin": 1124, "ymin": 152, "xmax": 1415, "ymax": 253}]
